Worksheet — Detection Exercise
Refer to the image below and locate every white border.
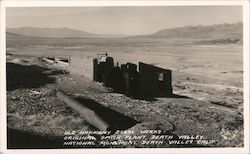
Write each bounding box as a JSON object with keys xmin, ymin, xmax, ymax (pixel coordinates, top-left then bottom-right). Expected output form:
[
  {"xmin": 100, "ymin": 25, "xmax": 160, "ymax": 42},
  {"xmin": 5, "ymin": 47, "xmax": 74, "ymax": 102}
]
[
  {"xmin": 0, "ymin": 0, "xmax": 7, "ymax": 153},
  {"xmin": 0, "ymin": 1, "xmax": 249, "ymax": 154},
  {"xmin": 243, "ymin": 2, "xmax": 250, "ymax": 154}
]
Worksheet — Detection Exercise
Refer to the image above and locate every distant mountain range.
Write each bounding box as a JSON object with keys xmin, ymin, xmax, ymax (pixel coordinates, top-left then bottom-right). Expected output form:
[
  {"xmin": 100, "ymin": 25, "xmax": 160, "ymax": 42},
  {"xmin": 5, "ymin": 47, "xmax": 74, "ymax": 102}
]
[
  {"xmin": 6, "ymin": 27, "xmax": 124, "ymax": 39},
  {"xmin": 130, "ymin": 22, "xmax": 243, "ymax": 40},
  {"xmin": 7, "ymin": 22, "xmax": 242, "ymax": 40},
  {"xmin": 6, "ymin": 32, "xmax": 30, "ymax": 39}
]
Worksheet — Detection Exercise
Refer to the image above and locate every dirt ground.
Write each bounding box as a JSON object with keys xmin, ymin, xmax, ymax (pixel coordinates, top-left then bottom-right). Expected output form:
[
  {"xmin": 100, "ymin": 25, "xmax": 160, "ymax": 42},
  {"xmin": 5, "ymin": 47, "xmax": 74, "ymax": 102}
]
[{"xmin": 6, "ymin": 53, "xmax": 243, "ymax": 148}]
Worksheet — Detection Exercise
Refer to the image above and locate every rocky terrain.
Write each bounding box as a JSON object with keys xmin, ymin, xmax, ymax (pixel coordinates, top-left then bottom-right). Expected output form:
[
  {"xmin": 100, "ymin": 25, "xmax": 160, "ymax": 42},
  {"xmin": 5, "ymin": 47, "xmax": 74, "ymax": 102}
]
[{"xmin": 6, "ymin": 54, "xmax": 244, "ymax": 148}]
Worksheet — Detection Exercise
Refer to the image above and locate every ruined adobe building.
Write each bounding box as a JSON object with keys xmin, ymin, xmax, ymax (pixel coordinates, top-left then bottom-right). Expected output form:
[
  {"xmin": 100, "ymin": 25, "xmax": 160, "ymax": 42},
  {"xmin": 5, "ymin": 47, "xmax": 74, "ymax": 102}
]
[
  {"xmin": 45, "ymin": 54, "xmax": 172, "ymax": 97},
  {"xmin": 93, "ymin": 56, "xmax": 172, "ymax": 97}
]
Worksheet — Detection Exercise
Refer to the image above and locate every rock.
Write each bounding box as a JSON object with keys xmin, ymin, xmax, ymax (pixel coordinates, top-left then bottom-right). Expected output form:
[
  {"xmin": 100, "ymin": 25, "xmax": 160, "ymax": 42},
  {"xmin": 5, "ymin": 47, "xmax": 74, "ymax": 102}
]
[
  {"xmin": 29, "ymin": 90, "xmax": 42, "ymax": 95},
  {"xmin": 10, "ymin": 96, "xmax": 18, "ymax": 100}
]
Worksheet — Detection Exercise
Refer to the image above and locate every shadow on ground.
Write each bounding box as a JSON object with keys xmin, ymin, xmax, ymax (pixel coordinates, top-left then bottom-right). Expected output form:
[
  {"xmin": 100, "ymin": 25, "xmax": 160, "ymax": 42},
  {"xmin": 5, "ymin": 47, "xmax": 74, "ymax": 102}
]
[
  {"xmin": 75, "ymin": 97, "xmax": 139, "ymax": 130},
  {"xmin": 7, "ymin": 127, "xmax": 63, "ymax": 149},
  {"xmin": 6, "ymin": 63, "xmax": 60, "ymax": 91},
  {"xmin": 164, "ymin": 94, "xmax": 190, "ymax": 99},
  {"xmin": 130, "ymin": 93, "xmax": 191, "ymax": 101}
]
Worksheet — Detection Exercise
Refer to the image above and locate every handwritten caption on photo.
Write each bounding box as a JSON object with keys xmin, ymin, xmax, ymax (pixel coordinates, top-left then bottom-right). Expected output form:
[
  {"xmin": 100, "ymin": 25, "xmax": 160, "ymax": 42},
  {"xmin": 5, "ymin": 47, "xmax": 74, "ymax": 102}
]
[{"xmin": 63, "ymin": 130, "xmax": 216, "ymax": 147}]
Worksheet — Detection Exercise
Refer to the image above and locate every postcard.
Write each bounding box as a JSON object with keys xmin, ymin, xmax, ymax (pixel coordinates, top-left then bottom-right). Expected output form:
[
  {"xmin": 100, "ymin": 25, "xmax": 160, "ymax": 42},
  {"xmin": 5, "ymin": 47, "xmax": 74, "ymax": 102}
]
[{"xmin": 0, "ymin": 0, "xmax": 249, "ymax": 154}]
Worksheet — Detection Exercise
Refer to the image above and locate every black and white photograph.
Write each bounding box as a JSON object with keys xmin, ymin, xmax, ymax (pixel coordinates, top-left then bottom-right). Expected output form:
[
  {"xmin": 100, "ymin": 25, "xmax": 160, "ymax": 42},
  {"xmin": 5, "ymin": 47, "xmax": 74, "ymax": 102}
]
[{"xmin": 0, "ymin": 1, "xmax": 249, "ymax": 153}]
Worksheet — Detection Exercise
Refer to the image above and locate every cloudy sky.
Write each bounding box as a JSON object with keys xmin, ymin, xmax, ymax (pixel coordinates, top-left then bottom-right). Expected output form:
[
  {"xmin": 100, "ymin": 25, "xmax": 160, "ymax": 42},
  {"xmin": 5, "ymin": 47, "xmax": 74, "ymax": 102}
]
[{"xmin": 7, "ymin": 6, "xmax": 242, "ymax": 35}]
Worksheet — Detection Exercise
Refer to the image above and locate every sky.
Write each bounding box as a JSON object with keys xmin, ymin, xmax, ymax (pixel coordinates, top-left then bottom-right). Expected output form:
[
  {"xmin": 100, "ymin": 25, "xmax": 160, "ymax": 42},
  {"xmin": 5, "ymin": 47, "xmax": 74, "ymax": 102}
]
[{"xmin": 6, "ymin": 6, "xmax": 242, "ymax": 36}]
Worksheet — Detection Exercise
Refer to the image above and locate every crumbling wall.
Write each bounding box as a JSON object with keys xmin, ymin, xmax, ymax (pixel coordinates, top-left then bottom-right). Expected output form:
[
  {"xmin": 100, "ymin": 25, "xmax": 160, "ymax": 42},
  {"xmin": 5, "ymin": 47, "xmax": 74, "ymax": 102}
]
[
  {"xmin": 92, "ymin": 56, "xmax": 173, "ymax": 97},
  {"xmin": 69, "ymin": 56, "xmax": 93, "ymax": 80},
  {"xmin": 138, "ymin": 72, "xmax": 158, "ymax": 97},
  {"xmin": 139, "ymin": 62, "xmax": 172, "ymax": 96}
]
